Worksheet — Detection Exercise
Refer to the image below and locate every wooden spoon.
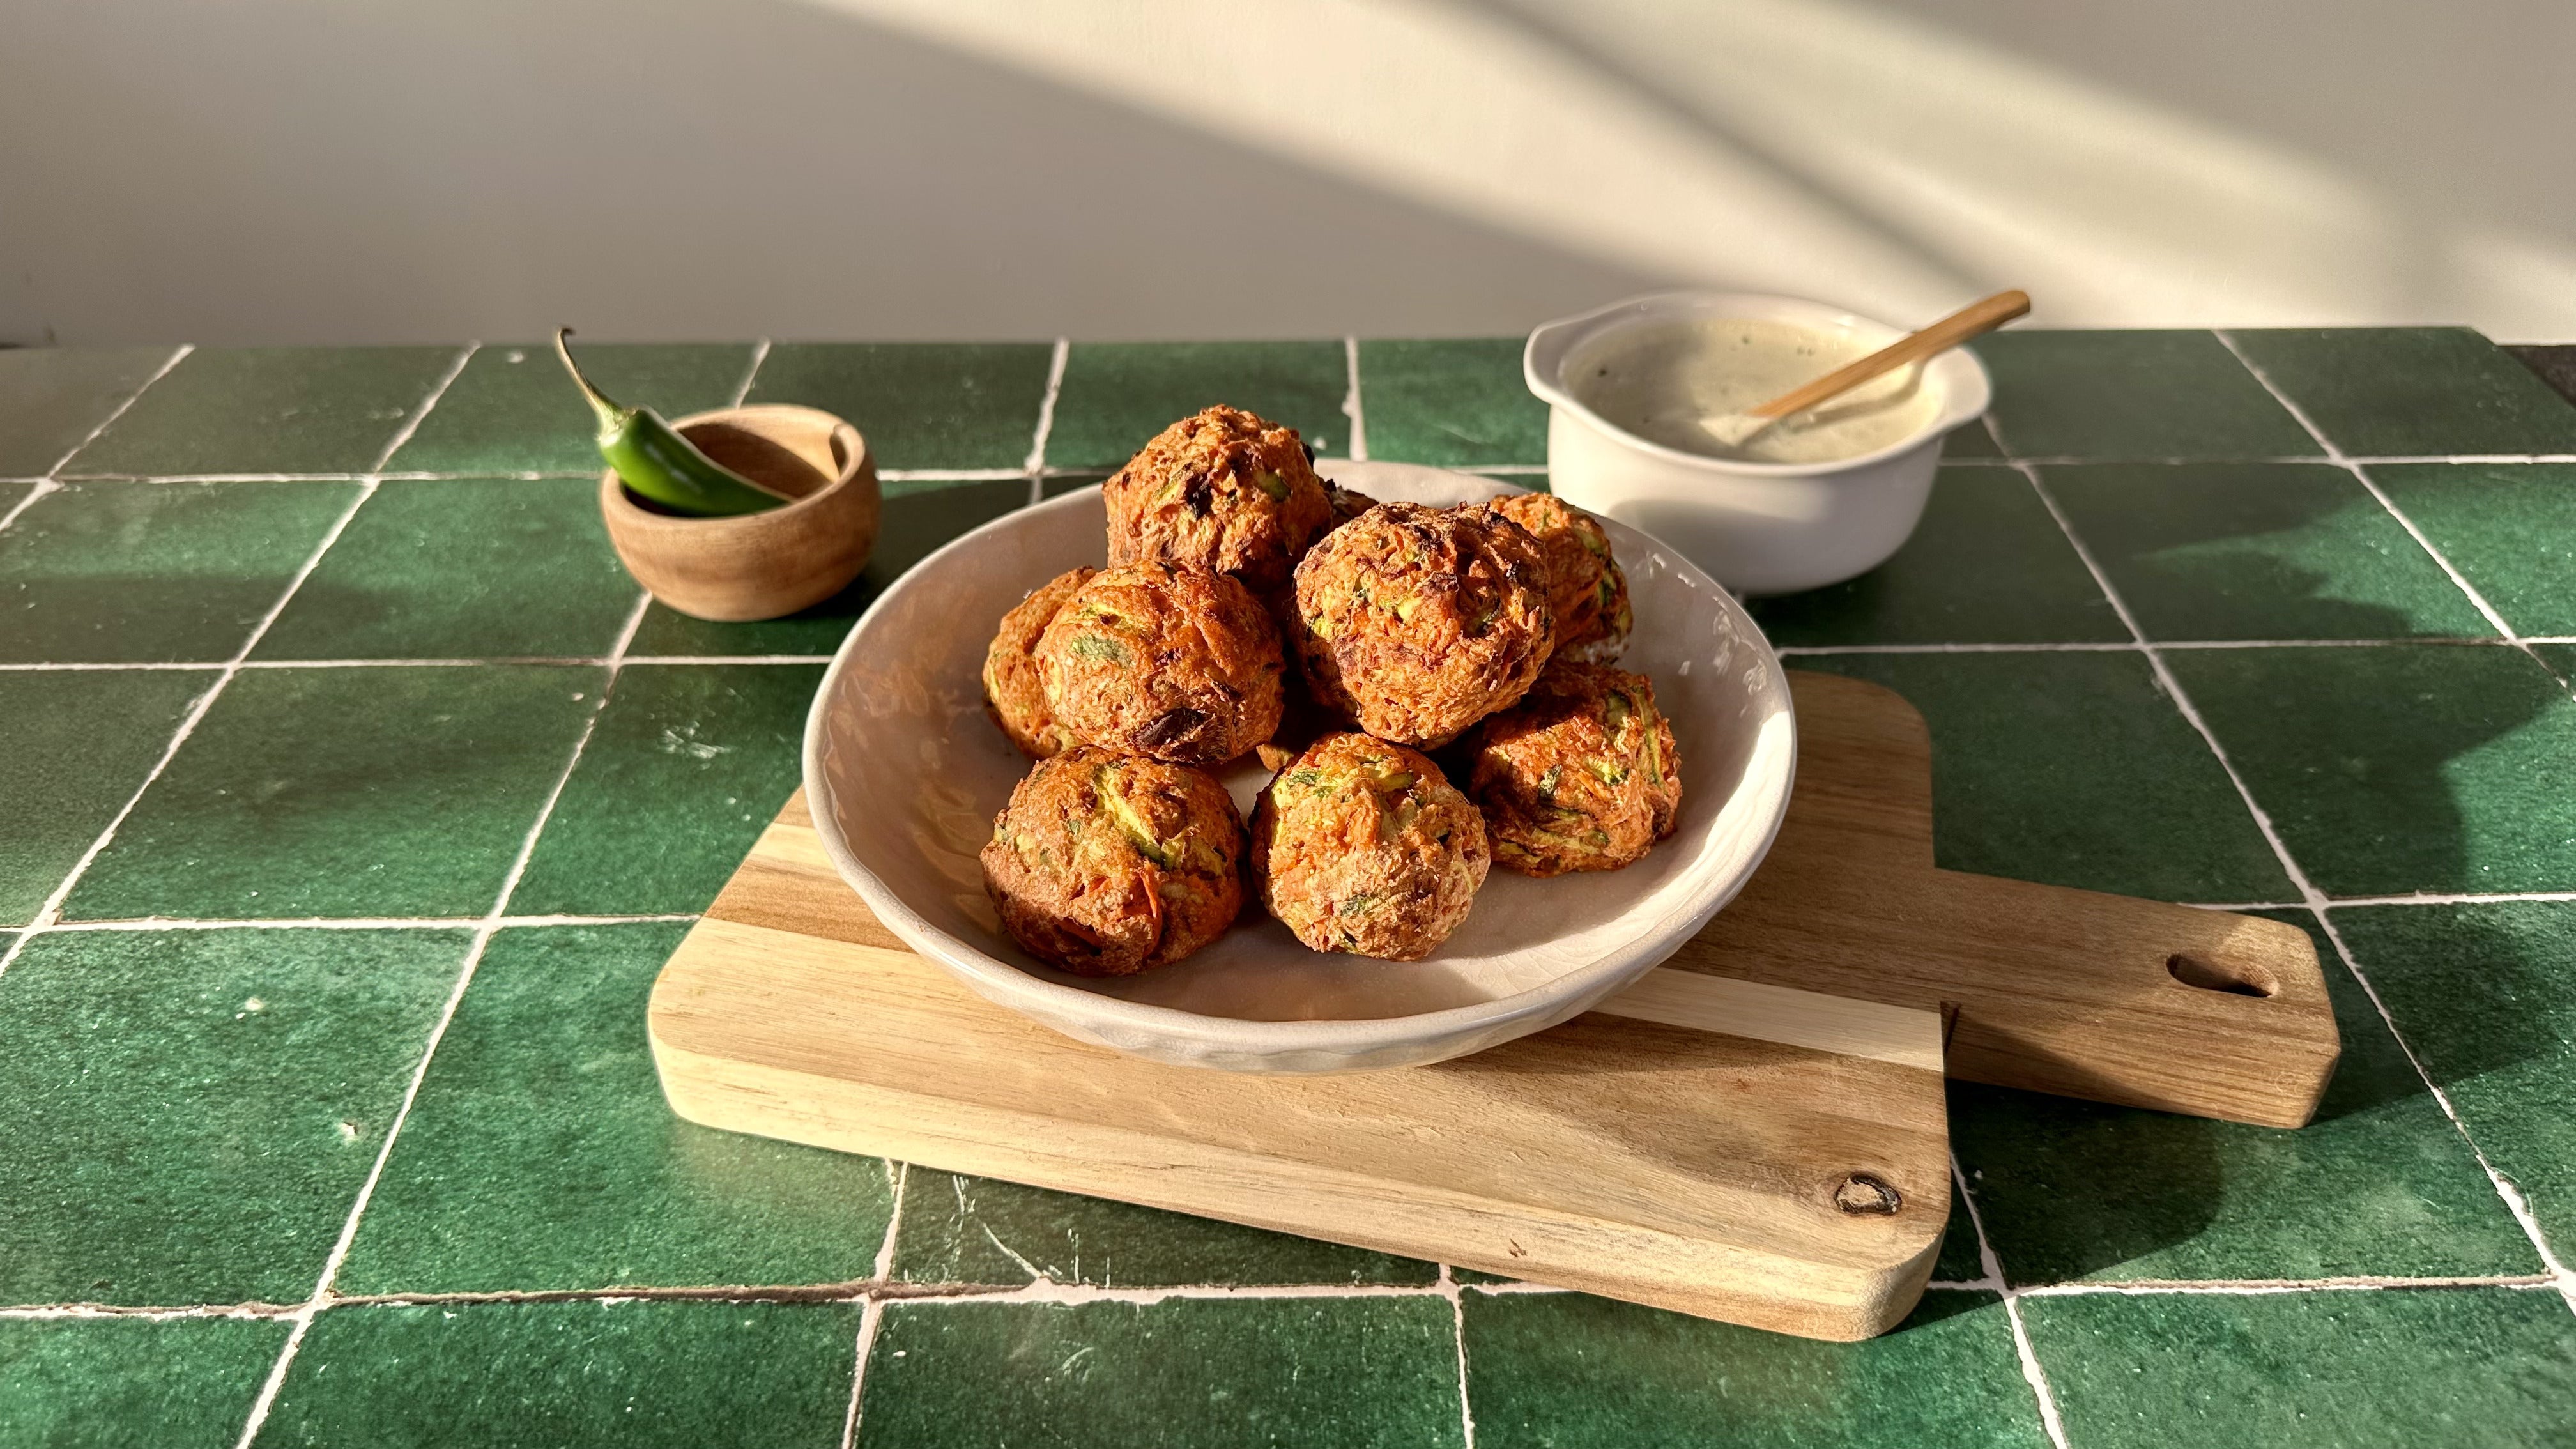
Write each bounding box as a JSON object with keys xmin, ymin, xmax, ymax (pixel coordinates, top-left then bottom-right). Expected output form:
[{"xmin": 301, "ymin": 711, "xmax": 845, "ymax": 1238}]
[{"xmin": 1701, "ymin": 289, "xmax": 2030, "ymax": 450}]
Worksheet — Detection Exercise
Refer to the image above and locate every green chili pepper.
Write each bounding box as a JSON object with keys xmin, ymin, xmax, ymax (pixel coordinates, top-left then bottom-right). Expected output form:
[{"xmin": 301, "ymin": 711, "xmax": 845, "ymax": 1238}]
[{"xmin": 556, "ymin": 328, "xmax": 785, "ymax": 516}]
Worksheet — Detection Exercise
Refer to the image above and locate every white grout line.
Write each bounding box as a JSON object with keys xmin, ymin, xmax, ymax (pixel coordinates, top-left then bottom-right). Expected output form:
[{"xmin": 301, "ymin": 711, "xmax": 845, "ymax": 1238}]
[
  {"xmin": 1949, "ymin": 1155, "xmax": 2073, "ymax": 1449},
  {"xmin": 879, "ymin": 467, "xmax": 1032, "ymax": 484},
  {"xmin": 1342, "ymin": 337, "xmax": 1370, "ymax": 463},
  {"xmin": 37, "ymin": 913, "xmax": 696, "ymax": 933},
  {"xmin": 1465, "ymin": 463, "xmax": 1547, "ymax": 475},
  {"xmin": 2018, "ymin": 451, "xmax": 2576, "ymax": 1320},
  {"xmin": 839, "ymin": 1297, "xmax": 887, "ymax": 1449},
  {"xmin": 13, "ymin": 1269, "xmax": 2559, "ymax": 1322},
  {"xmin": 229, "ymin": 590, "xmax": 652, "ymax": 1449},
  {"xmin": 2211, "ymin": 330, "xmax": 2570, "ymax": 696},
  {"xmin": 1023, "ymin": 339, "xmax": 1071, "ymax": 509},
  {"xmin": 2013, "ymin": 1275, "xmax": 2563, "ymax": 1296},
  {"xmin": 732, "ymin": 339, "xmax": 772, "ymax": 409},
  {"xmin": 838, "ymin": 1162, "xmax": 910, "ymax": 1449},
  {"xmin": 45, "ymin": 344, "xmax": 194, "ymax": 476},
  {"xmin": 1774, "ymin": 637, "xmax": 2526, "ymax": 657},
  {"xmin": 1438, "ymin": 1264, "xmax": 1476, "ymax": 1449},
  {"xmin": 0, "ymin": 478, "xmax": 61, "ymax": 536}
]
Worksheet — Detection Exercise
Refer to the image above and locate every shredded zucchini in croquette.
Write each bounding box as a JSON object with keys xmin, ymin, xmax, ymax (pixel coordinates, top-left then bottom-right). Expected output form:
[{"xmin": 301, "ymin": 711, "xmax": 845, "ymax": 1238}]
[
  {"xmin": 1476, "ymin": 493, "xmax": 1632, "ymax": 665},
  {"xmin": 981, "ymin": 747, "xmax": 1246, "ymax": 976},
  {"xmin": 1103, "ymin": 406, "xmax": 1334, "ymax": 595},
  {"xmin": 1034, "ymin": 560, "xmax": 1286, "ymax": 764},
  {"xmin": 1252, "ymin": 732, "xmax": 1489, "ymax": 960},
  {"xmin": 1289, "ymin": 502, "xmax": 1556, "ymax": 748},
  {"xmin": 1468, "ymin": 661, "xmax": 1682, "ymax": 876}
]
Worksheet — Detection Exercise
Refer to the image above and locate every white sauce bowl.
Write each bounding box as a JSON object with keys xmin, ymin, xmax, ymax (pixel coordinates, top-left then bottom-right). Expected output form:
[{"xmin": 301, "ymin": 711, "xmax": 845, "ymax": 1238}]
[{"xmin": 1527, "ymin": 291, "xmax": 1993, "ymax": 595}]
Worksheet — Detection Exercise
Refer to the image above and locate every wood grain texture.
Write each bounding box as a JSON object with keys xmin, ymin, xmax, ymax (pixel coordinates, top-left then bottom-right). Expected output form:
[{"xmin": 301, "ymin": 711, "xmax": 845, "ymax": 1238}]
[
  {"xmin": 652, "ymin": 914, "xmax": 1952, "ymax": 1340},
  {"xmin": 646, "ymin": 670, "xmax": 2341, "ymax": 1340}
]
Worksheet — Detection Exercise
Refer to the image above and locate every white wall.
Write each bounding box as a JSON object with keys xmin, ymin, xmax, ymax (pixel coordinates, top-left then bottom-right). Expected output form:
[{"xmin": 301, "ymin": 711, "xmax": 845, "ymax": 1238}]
[{"xmin": 4, "ymin": 0, "xmax": 2569, "ymax": 346}]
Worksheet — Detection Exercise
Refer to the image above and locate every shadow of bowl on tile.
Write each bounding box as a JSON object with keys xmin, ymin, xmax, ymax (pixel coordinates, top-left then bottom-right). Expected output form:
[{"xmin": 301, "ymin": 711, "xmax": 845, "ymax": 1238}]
[{"xmin": 628, "ymin": 477, "xmax": 1030, "ymax": 656}]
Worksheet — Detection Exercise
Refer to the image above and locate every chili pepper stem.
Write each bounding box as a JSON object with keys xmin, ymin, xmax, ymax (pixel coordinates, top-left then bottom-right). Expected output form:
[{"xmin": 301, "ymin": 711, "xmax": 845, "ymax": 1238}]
[{"xmin": 555, "ymin": 327, "xmax": 627, "ymax": 435}]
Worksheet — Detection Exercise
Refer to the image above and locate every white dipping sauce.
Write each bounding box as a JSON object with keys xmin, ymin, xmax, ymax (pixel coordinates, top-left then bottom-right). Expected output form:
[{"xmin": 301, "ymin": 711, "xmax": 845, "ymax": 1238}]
[{"xmin": 1569, "ymin": 318, "xmax": 1938, "ymax": 464}]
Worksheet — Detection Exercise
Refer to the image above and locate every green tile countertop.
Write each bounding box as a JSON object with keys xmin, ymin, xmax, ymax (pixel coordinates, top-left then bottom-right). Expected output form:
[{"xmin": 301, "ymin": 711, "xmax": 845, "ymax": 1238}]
[{"xmin": 3, "ymin": 330, "xmax": 2575, "ymax": 1446}]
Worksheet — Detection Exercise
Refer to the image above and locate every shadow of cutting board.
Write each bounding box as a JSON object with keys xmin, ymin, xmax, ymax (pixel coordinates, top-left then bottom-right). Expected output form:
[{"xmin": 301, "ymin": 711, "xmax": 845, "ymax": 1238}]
[{"xmin": 648, "ymin": 672, "xmax": 2338, "ymax": 1341}]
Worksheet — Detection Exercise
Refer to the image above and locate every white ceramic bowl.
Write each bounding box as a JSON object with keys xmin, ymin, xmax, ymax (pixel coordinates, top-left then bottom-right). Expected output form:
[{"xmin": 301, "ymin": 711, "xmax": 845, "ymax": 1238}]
[
  {"xmin": 1526, "ymin": 291, "xmax": 1993, "ymax": 595},
  {"xmin": 802, "ymin": 461, "xmax": 1797, "ymax": 1073}
]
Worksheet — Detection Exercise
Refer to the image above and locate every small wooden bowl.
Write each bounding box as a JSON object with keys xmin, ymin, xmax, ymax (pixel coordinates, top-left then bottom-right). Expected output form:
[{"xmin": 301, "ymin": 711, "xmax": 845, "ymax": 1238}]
[{"xmin": 599, "ymin": 405, "xmax": 882, "ymax": 622}]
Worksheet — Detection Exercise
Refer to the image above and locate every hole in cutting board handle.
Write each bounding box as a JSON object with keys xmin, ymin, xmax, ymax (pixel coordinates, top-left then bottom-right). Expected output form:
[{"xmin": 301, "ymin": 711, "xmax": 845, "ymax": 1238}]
[{"xmin": 2167, "ymin": 952, "xmax": 2277, "ymax": 999}]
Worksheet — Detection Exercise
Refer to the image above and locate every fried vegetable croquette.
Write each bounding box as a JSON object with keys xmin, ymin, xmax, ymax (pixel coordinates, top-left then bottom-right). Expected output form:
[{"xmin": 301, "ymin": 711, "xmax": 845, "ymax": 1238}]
[
  {"xmin": 983, "ymin": 566, "xmax": 1098, "ymax": 758},
  {"xmin": 1036, "ymin": 561, "xmax": 1285, "ymax": 764},
  {"xmin": 1468, "ymin": 661, "xmax": 1681, "ymax": 876},
  {"xmin": 1103, "ymin": 406, "xmax": 1334, "ymax": 595},
  {"xmin": 1478, "ymin": 493, "xmax": 1631, "ymax": 664},
  {"xmin": 1290, "ymin": 502, "xmax": 1555, "ymax": 747},
  {"xmin": 982, "ymin": 747, "xmax": 1246, "ymax": 975},
  {"xmin": 1252, "ymin": 733, "xmax": 1489, "ymax": 960}
]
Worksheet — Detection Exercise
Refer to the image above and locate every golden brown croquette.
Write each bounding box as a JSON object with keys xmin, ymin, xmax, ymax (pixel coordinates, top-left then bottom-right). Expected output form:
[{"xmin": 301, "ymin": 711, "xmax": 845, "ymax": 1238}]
[
  {"xmin": 1252, "ymin": 732, "xmax": 1488, "ymax": 960},
  {"xmin": 1103, "ymin": 406, "xmax": 1333, "ymax": 595},
  {"xmin": 1036, "ymin": 561, "xmax": 1285, "ymax": 764},
  {"xmin": 1478, "ymin": 493, "xmax": 1631, "ymax": 665},
  {"xmin": 983, "ymin": 566, "xmax": 1098, "ymax": 758},
  {"xmin": 1468, "ymin": 661, "xmax": 1681, "ymax": 876},
  {"xmin": 1289, "ymin": 502, "xmax": 1555, "ymax": 747},
  {"xmin": 981, "ymin": 747, "xmax": 1246, "ymax": 975}
]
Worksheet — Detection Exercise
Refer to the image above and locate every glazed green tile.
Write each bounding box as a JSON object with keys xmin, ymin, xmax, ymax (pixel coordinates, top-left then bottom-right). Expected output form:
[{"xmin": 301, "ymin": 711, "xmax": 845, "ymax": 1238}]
[
  {"xmin": 259, "ymin": 1300, "xmax": 859, "ymax": 1449},
  {"xmin": 626, "ymin": 477, "xmax": 1027, "ymax": 656},
  {"xmin": 1934, "ymin": 1189, "xmax": 1987, "ymax": 1282},
  {"xmin": 509, "ymin": 665, "xmax": 821, "ymax": 916},
  {"xmin": 63, "ymin": 347, "xmax": 460, "ymax": 477},
  {"xmin": 0, "ymin": 480, "xmax": 362, "ymax": 662},
  {"xmin": 1953, "ymin": 910, "xmax": 2538, "ymax": 1284},
  {"xmin": 1462, "ymin": 1289, "xmax": 2048, "ymax": 1449},
  {"xmin": 1793, "ymin": 652, "xmax": 2294, "ymax": 901},
  {"xmin": 861, "ymin": 1297, "xmax": 1462, "ymax": 1449},
  {"xmin": 0, "ymin": 346, "xmax": 176, "ymax": 476},
  {"xmin": 387, "ymin": 342, "xmax": 753, "ymax": 475},
  {"xmin": 2044, "ymin": 463, "xmax": 2491, "ymax": 641},
  {"xmin": 2024, "ymin": 1287, "xmax": 2576, "ymax": 1448},
  {"xmin": 2232, "ymin": 326, "xmax": 2576, "ymax": 457},
  {"xmin": 1048, "ymin": 340, "xmax": 1349, "ymax": 469},
  {"xmin": 1941, "ymin": 415, "xmax": 2007, "ymax": 459},
  {"xmin": 0, "ymin": 670, "xmax": 211, "ymax": 924},
  {"xmin": 61, "ymin": 664, "xmax": 600, "ymax": 920},
  {"xmin": 0, "ymin": 928, "xmax": 466, "ymax": 1304},
  {"xmin": 1749, "ymin": 468, "xmax": 2120, "ymax": 644},
  {"xmin": 2336, "ymin": 901, "xmax": 2576, "ymax": 1251},
  {"xmin": 253, "ymin": 478, "xmax": 637, "ymax": 660},
  {"xmin": 747, "ymin": 342, "xmax": 1054, "ymax": 471},
  {"xmin": 2165, "ymin": 644, "xmax": 2576, "ymax": 896},
  {"xmin": 0, "ymin": 1317, "xmax": 288, "ymax": 1448},
  {"xmin": 1357, "ymin": 337, "xmax": 1544, "ymax": 467},
  {"xmin": 2541, "ymin": 643, "xmax": 2576, "ymax": 688},
  {"xmin": 1973, "ymin": 330, "xmax": 2317, "ymax": 461},
  {"xmin": 339, "ymin": 924, "xmax": 891, "ymax": 1294},
  {"xmin": 893, "ymin": 1171, "xmax": 1438, "ymax": 1288},
  {"xmin": 1041, "ymin": 471, "xmax": 1112, "ymax": 500},
  {"xmin": 2373, "ymin": 463, "xmax": 2576, "ymax": 635}
]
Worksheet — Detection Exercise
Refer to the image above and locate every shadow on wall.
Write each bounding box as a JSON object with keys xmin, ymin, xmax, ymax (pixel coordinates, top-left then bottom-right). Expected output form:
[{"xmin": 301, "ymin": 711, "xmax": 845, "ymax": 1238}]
[
  {"xmin": 6, "ymin": 0, "xmax": 2575, "ymax": 343},
  {"xmin": 0, "ymin": 0, "xmax": 1660, "ymax": 346}
]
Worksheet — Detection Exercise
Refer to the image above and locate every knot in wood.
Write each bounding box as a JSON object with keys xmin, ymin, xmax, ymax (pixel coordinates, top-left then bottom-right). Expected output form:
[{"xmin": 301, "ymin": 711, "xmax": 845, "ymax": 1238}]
[{"xmin": 1832, "ymin": 1173, "xmax": 1902, "ymax": 1216}]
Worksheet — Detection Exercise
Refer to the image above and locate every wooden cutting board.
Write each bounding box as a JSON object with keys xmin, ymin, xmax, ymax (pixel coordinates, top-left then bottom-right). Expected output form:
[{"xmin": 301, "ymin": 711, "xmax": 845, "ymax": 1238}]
[{"xmin": 648, "ymin": 672, "xmax": 2338, "ymax": 1341}]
